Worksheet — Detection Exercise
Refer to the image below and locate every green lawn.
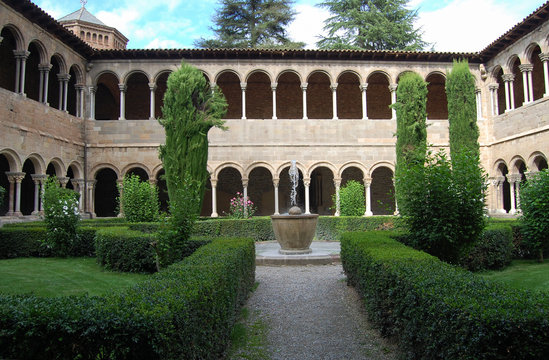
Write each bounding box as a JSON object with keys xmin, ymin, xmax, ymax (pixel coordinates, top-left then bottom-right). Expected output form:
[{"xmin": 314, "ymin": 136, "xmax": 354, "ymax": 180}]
[
  {"xmin": 479, "ymin": 260, "xmax": 549, "ymax": 293},
  {"xmin": 0, "ymin": 257, "xmax": 149, "ymax": 297}
]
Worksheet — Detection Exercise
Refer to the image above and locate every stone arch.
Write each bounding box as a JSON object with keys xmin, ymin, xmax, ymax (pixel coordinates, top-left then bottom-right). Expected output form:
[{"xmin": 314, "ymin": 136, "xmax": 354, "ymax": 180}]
[
  {"xmin": 69, "ymin": 63, "xmax": 84, "ymax": 85},
  {"xmin": 396, "ymin": 70, "xmax": 417, "ymax": 83},
  {"xmin": 151, "ymin": 164, "xmax": 165, "ymax": 180},
  {"xmin": 308, "ymin": 161, "xmax": 337, "ymax": 177},
  {"xmin": 21, "ymin": 158, "xmax": 37, "ymax": 215},
  {"xmin": 370, "ymin": 165, "xmax": 395, "ymax": 215},
  {"xmin": 216, "ymin": 165, "xmax": 244, "ymax": 216},
  {"xmin": 509, "ymin": 155, "xmax": 527, "ymax": 174},
  {"xmin": 369, "ymin": 161, "xmax": 395, "ymax": 175},
  {"xmin": 366, "ymin": 71, "xmax": 391, "ymax": 119},
  {"xmin": 276, "ymin": 70, "xmax": 302, "ymax": 119},
  {"xmin": 246, "ymin": 70, "xmax": 272, "ymax": 119},
  {"xmin": 309, "ymin": 165, "xmax": 335, "ymax": 215},
  {"xmin": 67, "ymin": 65, "xmax": 80, "ymax": 116},
  {"xmin": 47, "ymin": 54, "xmax": 64, "ymax": 108},
  {"xmin": 528, "ymin": 151, "xmax": 548, "ymax": 171},
  {"xmin": 527, "ymin": 44, "xmax": 545, "ymax": 101},
  {"xmin": 0, "ymin": 26, "xmax": 20, "ymax": 92},
  {"xmin": 245, "ymin": 69, "xmax": 273, "ymax": 83},
  {"xmin": 0, "ymin": 148, "xmax": 22, "ymax": 172},
  {"xmin": 1, "ymin": 24, "xmax": 24, "ymax": 50},
  {"xmin": 125, "ymin": 70, "xmax": 150, "ymax": 120},
  {"xmin": 245, "ymin": 162, "xmax": 275, "ymax": 179},
  {"xmin": 25, "ymin": 41, "xmax": 45, "ymax": 101},
  {"xmin": 216, "ymin": 70, "xmax": 242, "ymax": 119},
  {"xmin": 121, "ymin": 163, "xmax": 151, "ymax": 180},
  {"xmin": 67, "ymin": 161, "xmax": 83, "ymax": 179},
  {"xmin": 248, "ymin": 165, "xmax": 275, "ymax": 215},
  {"xmin": 276, "ymin": 161, "xmax": 306, "ymax": 179},
  {"xmin": 278, "ymin": 163, "xmax": 305, "ymax": 213},
  {"xmin": 27, "ymin": 39, "xmax": 48, "ymax": 64},
  {"xmin": 46, "ymin": 157, "xmax": 66, "ymax": 177},
  {"xmin": 509, "ymin": 56, "xmax": 525, "ymax": 108},
  {"xmin": 492, "ymin": 65, "xmax": 506, "ymax": 115},
  {"xmin": 0, "ymin": 150, "xmax": 19, "ymax": 215},
  {"xmin": 276, "ymin": 69, "xmax": 303, "ymax": 83},
  {"xmin": 214, "ymin": 162, "xmax": 245, "ymax": 180},
  {"xmin": 307, "ymin": 70, "xmax": 332, "ymax": 119},
  {"xmin": 426, "ymin": 72, "xmax": 448, "ymax": 119},
  {"xmin": 95, "ymin": 71, "xmax": 120, "ymax": 120},
  {"xmin": 24, "ymin": 153, "xmax": 45, "ymax": 175},
  {"xmin": 495, "ymin": 160, "xmax": 511, "ymax": 213},
  {"xmin": 154, "ymin": 70, "xmax": 171, "ymax": 119},
  {"xmin": 94, "ymin": 167, "xmax": 119, "ymax": 217},
  {"xmin": 339, "ymin": 161, "xmax": 367, "ymax": 178},
  {"xmin": 337, "ymin": 71, "xmax": 362, "ymax": 119},
  {"xmin": 91, "ymin": 163, "xmax": 121, "ymax": 179}
]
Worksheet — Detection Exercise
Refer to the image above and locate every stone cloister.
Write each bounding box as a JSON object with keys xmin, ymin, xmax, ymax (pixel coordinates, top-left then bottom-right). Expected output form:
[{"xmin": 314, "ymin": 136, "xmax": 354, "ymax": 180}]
[{"xmin": 1, "ymin": 0, "xmax": 549, "ymax": 219}]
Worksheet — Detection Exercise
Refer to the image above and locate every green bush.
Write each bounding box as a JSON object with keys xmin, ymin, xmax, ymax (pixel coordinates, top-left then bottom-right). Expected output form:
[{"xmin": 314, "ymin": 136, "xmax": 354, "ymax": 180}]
[
  {"xmin": 461, "ymin": 225, "xmax": 514, "ymax": 271},
  {"xmin": 0, "ymin": 237, "xmax": 255, "ymax": 360},
  {"xmin": 341, "ymin": 231, "xmax": 549, "ymax": 359},
  {"xmin": 519, "ymin": 169, "xmax": 549, "ymax": 261},
  {"xmin": 332, "ymin": 180, "xmax": 365, "ymax": 216},
  {"xmin": 95, "ymin": 227, "xmax": 157, "ymax": 273},
  {"xmin": 118, "ymin": 174, "xmax": 160, "ymax": 222},
  {"xmin": 0, "ymin": 185, "xmax": 5, "ymax": 207},
  {"xmin": 42, "ymin": 176, "xmax": 81, "ymax": 257},
  {"xmin": 0, "ymin": 227, "xmax": 51, "ymax": 258}
]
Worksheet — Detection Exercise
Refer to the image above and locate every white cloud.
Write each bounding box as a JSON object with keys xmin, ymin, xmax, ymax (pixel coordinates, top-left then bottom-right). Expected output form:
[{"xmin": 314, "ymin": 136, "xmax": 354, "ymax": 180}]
[
  {"xmin": 145, "ymin": 38, "xmax": 185, "ymax": 49},
  {"xmin": 288, "ymin": 4, "xmax": 330, "ymax": 49}
]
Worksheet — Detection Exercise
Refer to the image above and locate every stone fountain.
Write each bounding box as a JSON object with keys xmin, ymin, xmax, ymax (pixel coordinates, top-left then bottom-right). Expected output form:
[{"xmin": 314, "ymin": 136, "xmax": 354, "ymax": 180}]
[{"xmin": 271, "ymin": 160, "xmax": 319, "ymax": 254}]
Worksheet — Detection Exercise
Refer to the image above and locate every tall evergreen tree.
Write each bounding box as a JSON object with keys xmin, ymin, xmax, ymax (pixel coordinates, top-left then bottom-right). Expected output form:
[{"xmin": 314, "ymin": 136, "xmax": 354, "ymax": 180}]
[
  {"xmin": 317, "ymin": 0, "xmax": 429, "ymax": 50},
  {"xmin": 195, "ymin": 0, "xmax": 304, "ymax": 49}
]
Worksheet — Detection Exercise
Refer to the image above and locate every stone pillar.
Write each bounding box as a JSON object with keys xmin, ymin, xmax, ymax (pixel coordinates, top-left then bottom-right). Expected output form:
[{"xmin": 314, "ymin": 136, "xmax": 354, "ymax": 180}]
[
  {"xmin": 364, "ymin": 177, "xmax": 373, "ymax": 216},
  {"xmin": 389, "ymin": 84, "xmax": 398, "ymax": 120},
  {"xmin": 118, "ymin": 84, "xmax": 126, "ymax": 120},
  {"xmin": 507, "ymin": 174, "xmax": 522, "ymax": 214},
  {"xmin": 62, "ymin": 74, "xmax": 70, "ymax": 112},
  {"xmin": 241, "ymin": 82, "xmax": 247, "ymax": 120},
  {"xmin": 13, "ymin": 173, "xmax": 25, "ymax": 216},
  {"xmin": 475, "ymin": 88, "xmax": 482, "ymax": 120},
  {"xmin": 57, "ymin": 73, "xmax": 64, "ymax": 110},
  {"xmin": 508, "ymin": 176, "xmax": 517, "ymax": 214},
  {"xmin": 117, "ymin": 179, "xmax": 124, "ymax": 217},
  {"xmin": 301, "ymin": 83, "xmax": 308, "ymax": 120},
  {"xmin": 37, "ymin": 175, "xmax": 47, "ymax": 214},
  {"xmin": 31, "ymin": 175, "xmax": 41, "ymax": 215},
  {"xmin": 210, "ymin": 179, "xmax": 218, "ymax": 218},
  {"xmin": 40, "ymin": 64, "xmax": 52, "ymax": 104},
  {"xmin": 149, "ymin": 82, "xmax": 156, "ymax": 120},
  {"xmin": 273, "ymin": 178, "xmax": 280, "ymax": 215},
  {"xmin": 361, "ymin": 83, "xmax": 368, "ymax": 120},
  {"xmin": 489, "ymin": 84, "xmax": 499, "ymax": 116},
  {"xmin": 502, "ymin": 74, "xmax": 514, "ymax": 111},
  {"xmin": 87, "ymin": 180, "xmax": 97, "ymax": 217},
  {"xmin": 271, "ymin": 83, "xmax": 277, "ymax": 119},
  {"xmin": 494, "ymin": 176, "xmax": 506, "ymax": 213},
  {"xmin": 72, "ymin": 179, "xmax": 85, "ymax": 211},
  {"xmin": 5, "ymin": 172, "xmax": 16, "ymax": 216},
  {"xmin": 540, "ymin": 53, "xmax": 549, "ymax": 97},
  {"xmin": 392, "ymin": 177, "xmax": 398, "ymax": 215},
  {"xmin": 304, "ymin": 178, "xmax": 311, "ymax": 214},
  {"xmin": 75, "ymin": 85, "xmax": 84, "ymax": 117},
  {"xmin": 38, "ymin": 64, "xmax": 45, "ymax": 103},
  {"xmin": 331, "ymin": 83, "xmax": 338, "ymax": 120},
  {"xmin": 334, "ymin": 178, "xmax": 341, "ymax": 216},
  {"xmin": 519, "ymin": 64, "xmax": 533, "ymax": 104},
  {"xmin": 89, "ymin": 86, "xmax": 96, "ymax": 120},
  {"xmin": 13, "ymin": 50, "xmax": 29, "ymax": 95},
  {"xmin": 242, "ymin": 178, "xmax": 249, "ymax": 217}
]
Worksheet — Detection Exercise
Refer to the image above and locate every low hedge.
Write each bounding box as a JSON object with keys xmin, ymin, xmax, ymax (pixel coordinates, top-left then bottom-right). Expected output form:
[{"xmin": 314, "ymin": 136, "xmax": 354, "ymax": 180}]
[
  {"xmin": 341, "ymin": 231, "xmax": 549, "ymax": 359},
  {"xmin": 462, "ymin": 225, "xmax": 514, "ymax": 271},
  {"xmin": 0, "ymin": 237, "xmax": 255, "ymax": 360}
]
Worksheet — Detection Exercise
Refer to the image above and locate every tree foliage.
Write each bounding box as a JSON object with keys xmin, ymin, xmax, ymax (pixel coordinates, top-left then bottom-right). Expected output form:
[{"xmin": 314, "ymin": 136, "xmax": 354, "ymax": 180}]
[
  {"xmin": 118, "ymin": 174, "xmax": 160, "ymax": 223},
  {"xmin": 195, "ymin": 0, "xmax": 304, "ymax": 49},
  {"xmin": 333, "ymin": 180, "xmax": 365, "ymax": 216},
  {"xmin": 0, "ymin": 185, "xmax": 5, "ymax": 207},
  {"xmin": 318, "ymin": 0, "xmax": 429, "ymax": 50},
  {"xmin": 519, "ymin": 169, "xmax": 549, "ymax": 262}
]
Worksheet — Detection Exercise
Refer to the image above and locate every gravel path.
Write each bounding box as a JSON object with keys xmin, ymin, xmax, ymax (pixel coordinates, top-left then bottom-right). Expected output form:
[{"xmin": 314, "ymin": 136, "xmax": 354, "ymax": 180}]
[{"xmin": 241, "ymin": 264, "xmax": 399, "ymax": 360}]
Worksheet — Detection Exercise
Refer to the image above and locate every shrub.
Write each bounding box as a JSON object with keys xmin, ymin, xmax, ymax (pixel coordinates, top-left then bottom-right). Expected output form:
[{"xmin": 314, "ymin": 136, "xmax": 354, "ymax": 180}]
[
  {"xmin": 0, "ymin": 185, "xmax": 5, "ymax": 207},
  {"xmin": 118, "ymin": 174, "xmax": 160, "ymax": 222},
  {"xmin": 519, "ymin": 169, "xmax": 549, "ymax": 261},
  {"xmin": 461, "ymin": 225, "xmax": 514, "ymax": 271},
  {"xmin": 42, "ymin": 176, "xmax": 80, "ymax": 257},
  {"xmin": 332, "ymin": 180, "xmax": 365, "ymax": 216},
  {"xmin": 0, "ymin": 237, "xmax": 255, "ymax": 360},
  {"xmin": 341, "ymin": 231, "xmax": 549, "ymax": 359},
  {"xmin": 227, "ymin": 192, "xmax": 257, "ymax": 218}
]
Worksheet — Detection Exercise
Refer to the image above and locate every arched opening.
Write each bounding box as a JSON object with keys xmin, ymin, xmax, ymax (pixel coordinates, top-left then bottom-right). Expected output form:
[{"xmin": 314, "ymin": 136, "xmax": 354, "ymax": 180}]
[
  {"xmin": 530, "ymin": 46, "xmax": 544, "ymax": 101},
  {"xmin": 217, "ymin": 167, "xmax": 243, "ymax": 216},
  {"xmin": 0, "ymin": 27, "xmax": 17, "ymax": 92},
  {"xmin": 66, "ymin": 166, "xmax": 75, "ymax": 190},
  {"xmin": 0, "ymin": 154, "xmax": 11, "ymax": 215},
  {"xmin": 21, "ymin": 159, "xmax": 36, "ymax": 215},
  {"xmin": 426, "ymin": 73, "xmax": 448, "ymax": 119},
  {"xmin": 248, "ymin": 167, "xmax": 274, "ymax": 216},
  {"xmin": 246, "ymin": 72, "xmax": 272, "ymax": 119},
  {"xmin": 511, "ymin": 58, "xmax": 524, "ymax": 108},
  {"xmin": 67, "ymin": 66, "xmax": 78, "ymax": 116},
  {"xmin": 371, "ymin": 167, "xmax": 395, "ymax": 215},
  {"xmin": 366, "ymin": 72, "xmax": 391, "ymax": 119},
  {"xmin": 154, "ymin": 72, "xmax": 170, "ymax": 119},
  {"xmin": 217, "ymin": 72, "xmax": 241, "ymax": 119},
  {"xmin": 495, "ymin": 68, "xmax": 505, "ymax": 115},
  {"xmin": 307, "ymin": 72, "xmax": 332, "ymax": 119},
  {"xmin": 155, "ymin": 169, "xmax": 168, "ymax": 213},
  {"xmin": 200, "ymin": 178, "xmax": 212, "ymax": 217},
  {"xmin": 25, "ymin": 42, "xmax": 41, "ymax": 102},
  {"xmin": 94, "ymin": 168, "xmax": 118, "ymax": 217},
  {"xmin": 125, "ymin": 167, "xmax": 149, "ymax": 181},
  {"xmin": 278, "ymin": 166, "xmax": 304, "ymax": 214},
  {"xmin": 126, "ymin": 72, "xmax": 150, "ymax": 120},
  {"xmin": 533, "ymin": 155, "xmax": 548, "ymax": 171},
  {"xmin": 310, "ymin": 166, "xmax": 335, "ymax": 215},
  {"xmin": 95, "ymin": 73, "xmax": 120, "ymax": 120},
  {"xmin": 341, "ymin": 166, "xmax": 364, "ymax": 186},
  {"xmin": 46, "ymin": 163, "xmax": 57, "ymax": 177},
  {"xmin": 48, "ymin": 56, "xmax": 62, "ymax": 109},
  {"xmin": 337, "ymin": 72, "xmax": 361, "ymax": 119},
  {"xmin": 276, "ymin": 71, "xmax": 302, "ymax": 119},
  {"xmin": 497, "ymin": 163, "xmax": 511, "ymax": 213}
]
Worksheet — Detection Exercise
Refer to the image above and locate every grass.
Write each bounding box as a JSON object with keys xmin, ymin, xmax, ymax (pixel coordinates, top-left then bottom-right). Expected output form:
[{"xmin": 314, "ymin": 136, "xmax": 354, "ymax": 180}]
[
  {"xmin": 0, "ymin": 257, "xmax": 149, "ymax": 297},
  {"xmin": 479, "ymin": 259, "xmax": 549, "ymax": 292}
]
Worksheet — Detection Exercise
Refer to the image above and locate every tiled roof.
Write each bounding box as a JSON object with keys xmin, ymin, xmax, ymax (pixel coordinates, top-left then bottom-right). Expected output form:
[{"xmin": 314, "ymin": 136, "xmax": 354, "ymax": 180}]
[{"xmin": 58, "ymin": 6, "xmax": 106, "ymax": 26}]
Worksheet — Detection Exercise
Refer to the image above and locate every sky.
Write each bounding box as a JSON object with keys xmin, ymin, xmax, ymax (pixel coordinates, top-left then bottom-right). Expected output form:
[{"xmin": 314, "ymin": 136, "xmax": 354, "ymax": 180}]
[{"xmin": 34, "ymin": 0, "xmax": 545, "ymax": 52}]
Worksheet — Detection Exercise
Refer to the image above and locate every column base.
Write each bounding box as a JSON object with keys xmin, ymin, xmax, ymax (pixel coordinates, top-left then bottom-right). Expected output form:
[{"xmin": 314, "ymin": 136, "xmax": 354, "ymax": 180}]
[
  {"xmin": 31, "ymin": 210, "xmax": 39, "ymax": 215},
  {"xmin": 149, "ymin": 117, "xmax": 156, "ymax": 120},
  {"xmin": 211, "ymin": 212, "xmax": 219, "ymax": 218},
  {"xmin": 364, "ymin": 211, "xmax": 373, "ymax": 217},
  {"xmin": 14, "ymin": 211, "xmax": 23, "ymax": 217},
  {"xmin": 6, "ymin": 211, "xmax": 14, "ymax": 216}
]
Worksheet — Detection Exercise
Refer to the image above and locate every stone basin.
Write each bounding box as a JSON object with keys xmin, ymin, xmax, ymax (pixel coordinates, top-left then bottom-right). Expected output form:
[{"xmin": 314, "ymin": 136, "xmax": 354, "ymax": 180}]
[{"xmin": 270, "ymin": 213, "xmax": 319, "ymax": 254}]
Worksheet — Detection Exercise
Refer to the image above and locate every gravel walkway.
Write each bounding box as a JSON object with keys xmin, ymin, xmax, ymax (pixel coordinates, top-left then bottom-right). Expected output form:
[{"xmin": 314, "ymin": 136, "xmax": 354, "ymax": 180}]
[{"xmin": 241, "ymin": 264, "xmax": 399, "ymax": 360}]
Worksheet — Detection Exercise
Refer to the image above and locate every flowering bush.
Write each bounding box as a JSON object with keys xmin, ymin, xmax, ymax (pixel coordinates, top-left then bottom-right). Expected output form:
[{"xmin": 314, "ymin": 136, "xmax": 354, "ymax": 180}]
[
  {"xmin": 42, "ymin": 176, "xmax": 80, "ymax": 257},
  {"xmin": 227, "ymin": 192, "xmax": 256, "ymax": 218}
]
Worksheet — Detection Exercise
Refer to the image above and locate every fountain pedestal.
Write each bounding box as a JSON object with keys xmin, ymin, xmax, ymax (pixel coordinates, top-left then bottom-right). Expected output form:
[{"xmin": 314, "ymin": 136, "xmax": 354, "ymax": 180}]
[{"xmin": 271, "ymin": 207, "xmax": 319, "ymax": 254}]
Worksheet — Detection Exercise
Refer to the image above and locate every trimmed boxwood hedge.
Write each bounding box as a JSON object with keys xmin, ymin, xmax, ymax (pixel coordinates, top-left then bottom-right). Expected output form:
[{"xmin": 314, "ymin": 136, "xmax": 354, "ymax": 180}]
[
  {"xmin": 341, "ymin": 231, "xmax": 549, "ymax": 359},
  {"xmin": 0, "ymin": 237, "xmax": 255, "ymax": 360}
]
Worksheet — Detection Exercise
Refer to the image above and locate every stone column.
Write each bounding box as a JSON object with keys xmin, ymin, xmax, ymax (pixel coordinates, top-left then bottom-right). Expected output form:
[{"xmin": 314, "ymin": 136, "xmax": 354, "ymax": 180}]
[
  {"xmin": 58, "ymin": 177, "xmax": 69, "ymax": 188},
  {"xmin": 361, "ymin": 83, "xmax": 368, "ymax": 120},
  {"xmin": 210, "ymin": 179, "xmax": 218, "ymax": 218},
  {"xmin": 87, "ymin": 180, "xmax": 97, "ymax": 217},
  {"xmin": 301, "ymin": 83, "xmax": 308, "ymax": 120},
  {"xmin": 74, "ymin": 85, "xmax": 84, "ymax": 117},
  {"xmin": 271, "ymin": 83, "xmax": 277, "ymax": 119},
  {"xmin": 334, "ymin": 178, "xmax": 341, "ymax": 216},
  {"xmin": 304, "ymin": 177, "xmax": 311, "ymax": 214},
  {"xmin": 38, "ymin": 64, "xmax": 45, "ymax": 103},
  {"xmin": 392, "ymin": 177, "xmax": 399, "ymax": 215},
  {"xmin": 508, "ymin": 175, "xmax": 517, "ymax": 214},
  {"xmin": 495, "ymin": 176, "xmax": 506, "ymax": 213},
  {"xmin": 242, "ymin": 178, "xmax": 249, "ymax": 217},
  {"xmin": 502, "ymin": 74, "xmax": 514, "ymax": 111},
  {"xmin": 31, "ymin": 174, "xmax": 41, "ymax": 215},
  {"xmin": 489, "ymin": 84, "xmax": 499, "ymax": 116},
  {"xmin": 519, "ymin": 64, "xmax": 533, "ymax": 104},
  {"xmin": 117, "ymin": 179, "xmax": 124, "ymax": 217},
  {"xmin": 13, "ymin": 173, "xmax": 25, "ymax": 216},
  {"xmin": 149, "ymin": 82, "xmax": 156, "ymax": 120},
  {"xmin": 13, "ymin": 50, "xmax": 30, "ymax": 95},
  {"xmin": 89, "ymin": 86, "xmax": 96, "ymax": 120},
  {"xmin": 273, "ymin": 178, "xmax": 280, "ymax": 215},
  {"xmin": 5, "ymin": 172, "xmax": 16, "ymax": 216},
  {"xmin": 389, "ymin": 84, "xmax": 398, "ymax": 120},
  {"xmin": 540, "ymin": 53, "xmax": 549, "ymax": 97},
  {"xmin": 331, "ymin": 83, "xmax": 338, "ymax": 120},
  {"xmin": 475, "ymin": 88, "xmax": 482, "ymax": 120},
  {"xmin": 241, "ymin": 82, "xmax": 247, "ymax": 120},
  {"xmin": 40, "ymin": 64, "xmax": 52, "ymax": 104},
  {"xmin": 72, "ymin": 179, "xmax": 85, "ymax": 211},
  {"xmin": 62, "ymin": 74, "xmax": 70, "ymax": 112},
  {"xmin": 118, "ymin": 84, "xmax": 126, "ymax": 120},
  {"xmin": 364, "ymin": 177, "xmax": 373, "ymax": 216}
]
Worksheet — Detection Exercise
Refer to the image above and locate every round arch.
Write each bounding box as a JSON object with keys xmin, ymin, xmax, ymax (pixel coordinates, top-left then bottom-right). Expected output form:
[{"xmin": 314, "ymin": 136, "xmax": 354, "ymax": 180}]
[
  {"xmin": 214, "ymin": 162, "xmax": 245, "ymax": 180},
  {"xmin": 276, "ymin": 70, "xmax": 302, "ymax": 119},
  {"xmin": 338, "ymin": 161, "xmax": 367, "ymax": 179},
  {"xmin": 245, "ymin": 69, "xmax": 273, "ymax": 83},
  {"xmin": 366, "ymin": 70, "xmax": 391, "ymax": 83},
  {"xmin": 245, "ymin": 162, "xmax": 275, "ymax": 179},
  {"xmin": 51, "ymin": 53, "xmax": 68, "ymax": 75},
  {"xmin": 493, "ymin": 159, "xmax": 509, "ymax": 175},
  {"xmin": 246, "ymin": 70, "xmax": 272, "ymax": 119},
  {"xmin": 528, "ymin": 151, "xmax": 548, "ymax": 171},
  {"xmin": 121, "ymin": 163, "xmax": 151, "ymax": 179},
  {"xmin": 46, "ymin": 157, "xmax": 66, "ymax": 176},
  {"xmin": 337, "ymin": 71, "xmax": 362, "ymax": 119},
  {"xmin": 216, "ymin": 70, "xmax": 242, "ymax": 119},
  {"xmin": 69, "ymin": 64, "xmax": 85, "ymax": 84},
  {"xmin": 509, "ymin": 155, "xmax": 527, "ymax": 173},
  {"xmin": 524, "ymin": 42, "xmax": 543, "ymax": 62},
  {"xmin": 276, "ymin": 69, "xmax": 303, "ymax": 83},
  {"xmin": 153, "ymin": 69, "xmax": 173, "ymax": 83},
  {"xmin": 426, "ymin": 72, "xmax": 448, "ymax": 119},
  {"xmin": 122, "ymin": 69, "xmax": 151, "ymax": 85},
  {"xmin": 0, "ymin": 148, "xmax": 22, "ymax": 172},
  {"xmin": 308, "ymin": 161, "xmax": 337, "ymax": 178},
  {"xmin": 1, "ymin": 24, "xmax": 25, "ymax": 50},
  {"xmin": 67, "ymin": 161, "xmax": 83, "ymax": 179},
  {"xmin": 276, "ymin": 161, "xmax": 306, "ymax": 179},
  {"xmin": 24, "ymin": 153, "xmax": 46, "ymax": 175},
  {"xmin": 214, "ymin": 69, "xmax": 242, "ymax": 83},
  {"xmin": 369, "ymin": 161, "xmax": 395, "ymax": 175},
  {"xmin": 307, "ymin": 70, "xmax": 332, "ymax": 119},
  {"xmin": 91, "ymin": 163, "xmax": 121, "ymax": 179},
  {"xmin": 27, "ymin": 39, "xmax": 48, "ymax": 64},
  {"xmin": 94, "ymin": 70, "xmax": 121, "ymax": 86},
  {"xmin": 337, "ymin": 70, "xmax": 363, "ymax": 84}
]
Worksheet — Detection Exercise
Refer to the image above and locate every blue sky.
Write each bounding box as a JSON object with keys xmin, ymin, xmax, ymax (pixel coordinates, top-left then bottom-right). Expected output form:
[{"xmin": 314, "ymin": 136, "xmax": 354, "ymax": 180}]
[{"xmin": 34, "ymin": 0, "xmax": 544, "ymax": 52}]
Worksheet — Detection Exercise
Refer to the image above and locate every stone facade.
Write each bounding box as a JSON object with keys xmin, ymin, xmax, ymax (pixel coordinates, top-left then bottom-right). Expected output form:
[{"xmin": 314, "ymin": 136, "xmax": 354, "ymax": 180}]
[{"xmin": 1, "ymin": 0, "xmax": 548, "ymax": 218}]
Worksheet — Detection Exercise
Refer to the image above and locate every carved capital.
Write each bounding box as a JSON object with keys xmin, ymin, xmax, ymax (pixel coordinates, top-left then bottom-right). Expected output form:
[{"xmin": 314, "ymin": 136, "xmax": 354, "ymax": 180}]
[
  {"xmin": 301, "ymin": 82, "xmax": 308, "ymax": 91},
  {"xmin": 272, "ymin": 178, "xmax": 279, "ymax": 188},
  {"xmin": 303, "ymin": 177, "xmax": 311, "ymax": 187},
  {"xmin": 333, "ymin": 178, "xmax": 342, "ymax": 188},
  {"xmin": 210, "ymin": 178, "xmax": 218, "ymax": 187},
  {"xmin": 539, "ymin": 53, "xmax": 549, "ymax": 62},
  {"xmin": 360, "ymin": 83, "xmax": 368, "ymax": 91},
  {"xmin": 57, "ymin": 176, "xmax": 69, "ymax": 186},
  {"xmin": 57, "ymin": 73, "xmax": 71, "ymax": 82},
  {"xmin": 148, "ymin": 82, "xmax": 157, "ymax": 91},
  {"xmin": 271, "ymin": 82, "xmax": 278, "ymax": 91},
  {"xmin": 13, "ymin": 50, "xmax": 30, "ymax": 59},
  {"xmin": 38, "ymin": 63, "xmax": 52, "ymax": 72},
  {"xmin": 240, "ymin": 82, "xmax": 247, "ymax": 91},
  {"xmin": 501, "ymin": 73, "xmax": 515, "ymax": 82},
  {"xmin": 330, "ymin": 83, "xmax": 338, "ymax": 91},
  {"xmin": 389, "ymin": 84, "xmax": 398, "ymax": 92},
  {"xmin": 363, "ymin": 177, "xmax": 372, "ymax": 186},
  {"xmin": 488, "ymin": 83, "xmax": 499, "ymax": 91},
  {"xmin": 241, "ymin": 178, "xmax": 249, "ymax": 188},
  {"xmin": 118, "ymin": 83, "xmax": 127, "ymax": 92},
  {"xmin": 518, "ymin": 64, "xmax": 534, "ymax": 73}
]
